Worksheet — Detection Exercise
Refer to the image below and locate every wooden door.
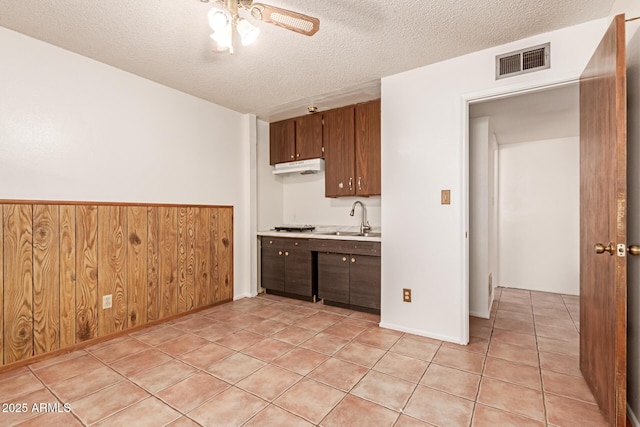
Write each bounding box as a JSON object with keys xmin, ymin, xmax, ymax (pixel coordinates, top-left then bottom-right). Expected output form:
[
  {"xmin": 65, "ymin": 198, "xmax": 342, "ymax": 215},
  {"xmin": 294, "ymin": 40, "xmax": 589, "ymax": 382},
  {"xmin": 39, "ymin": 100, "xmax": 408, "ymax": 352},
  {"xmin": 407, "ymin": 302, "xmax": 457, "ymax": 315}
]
[
  {"xmin": 269, "ymin": 119, "xmax": 295, "ymax": 164},
  {"xmin": 295, "ymin": 114, "xmax": 324, "ymax": 161},
  {"xmin": 324, "ymin": 106, "xmax": 355, "ymax": 197},
  {"xmin": 579, "ymin": 14, "xmax": 627, "ymax": 426},
  {"xmin": 355, "ymin": 99, "xmax": 382, "ymax": 196}
]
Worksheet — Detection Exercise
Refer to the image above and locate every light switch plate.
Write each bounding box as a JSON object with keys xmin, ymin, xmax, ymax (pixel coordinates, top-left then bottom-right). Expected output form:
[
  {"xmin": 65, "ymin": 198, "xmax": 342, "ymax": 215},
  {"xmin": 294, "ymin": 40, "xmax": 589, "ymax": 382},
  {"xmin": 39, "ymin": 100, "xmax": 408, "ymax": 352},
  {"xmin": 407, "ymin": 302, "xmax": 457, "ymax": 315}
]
[{"xmin": 441, "ymin": 190, "xmax": 451, "ymax": 205}]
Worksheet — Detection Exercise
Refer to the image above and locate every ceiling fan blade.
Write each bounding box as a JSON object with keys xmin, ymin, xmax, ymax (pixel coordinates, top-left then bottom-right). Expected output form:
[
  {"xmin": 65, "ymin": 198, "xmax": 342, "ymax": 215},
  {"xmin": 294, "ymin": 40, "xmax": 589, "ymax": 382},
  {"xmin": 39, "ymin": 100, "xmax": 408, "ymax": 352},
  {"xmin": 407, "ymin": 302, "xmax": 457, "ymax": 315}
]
[{"xmin": 250, "ymin": 3, "xmax": 319, "ymax": 36}]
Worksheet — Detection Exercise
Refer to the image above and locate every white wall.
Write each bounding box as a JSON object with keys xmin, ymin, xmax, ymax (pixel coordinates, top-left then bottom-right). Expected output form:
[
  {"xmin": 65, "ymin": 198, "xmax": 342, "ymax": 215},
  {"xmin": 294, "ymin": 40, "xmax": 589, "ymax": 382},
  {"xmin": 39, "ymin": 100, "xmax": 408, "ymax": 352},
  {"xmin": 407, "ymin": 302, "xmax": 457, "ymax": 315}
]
[
  {"xmin": 0, "ymin": 27, "xmax": 254, "ymax": 299},
  {"xmin": 469, "ymin": 117, "xmax": 495, "ymax": 318},
  {"xmin": 488, "ymin": 132, "xmax": 499, "ymax": 305},
  {"xmin": 282, "ymin": 173, "xmax": 381, "ymax": 228},
  {"xmin": 256, "ymin": 119, "xmax": 284, "ymax": 231},
  {"xmin": 498, "ymin": 137, "xmax": 579, "ymax": 295},
  {"xmin": 381, "ymin": 18, "xmax": 608, "ymax": 343}
]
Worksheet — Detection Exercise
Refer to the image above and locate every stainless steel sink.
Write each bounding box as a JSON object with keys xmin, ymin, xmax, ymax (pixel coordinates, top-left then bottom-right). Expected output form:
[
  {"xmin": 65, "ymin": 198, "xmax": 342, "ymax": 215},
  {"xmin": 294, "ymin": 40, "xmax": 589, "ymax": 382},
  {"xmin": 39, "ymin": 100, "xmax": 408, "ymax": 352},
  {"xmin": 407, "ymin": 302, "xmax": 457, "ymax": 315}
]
[
  {"xmin": 319, "ymin": 231, "xmax": 381, "ymax": 238},
  {"xmin": 360, "ymin": 232, "xmax": 381, "ymax": 237},
  {"xmin": 320, "ymin": 231, "xmax": 360, "ymax": 236}
]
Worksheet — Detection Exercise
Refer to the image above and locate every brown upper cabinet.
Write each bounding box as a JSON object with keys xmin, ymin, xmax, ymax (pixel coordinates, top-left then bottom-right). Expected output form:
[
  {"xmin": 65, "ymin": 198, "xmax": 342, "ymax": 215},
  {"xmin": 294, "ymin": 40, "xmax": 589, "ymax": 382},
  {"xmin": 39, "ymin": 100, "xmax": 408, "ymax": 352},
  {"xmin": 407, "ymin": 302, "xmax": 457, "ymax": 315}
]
[
  {"xmin": 269, "ymin": 114, "xmax": 323, "ymax": 165},
  {"xmin": 324, "ymin": 99, "xmax": 381, "ymax": 197}
]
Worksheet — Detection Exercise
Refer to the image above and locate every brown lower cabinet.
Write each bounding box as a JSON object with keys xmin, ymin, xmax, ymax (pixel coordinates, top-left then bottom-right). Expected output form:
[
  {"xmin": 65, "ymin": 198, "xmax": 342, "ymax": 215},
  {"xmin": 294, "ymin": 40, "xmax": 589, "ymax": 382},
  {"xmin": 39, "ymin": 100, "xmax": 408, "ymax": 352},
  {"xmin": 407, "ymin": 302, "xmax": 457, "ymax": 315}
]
[
  {"xmin": 260, "ymin": 236, "xmax": 381, "ymax": 311},
  {"xmin": 260, "ymin": 237, "xmax": 316, "ymax": 299},
  {"xmin": 311, "ymin": 238, "xmax": 381, "ymax": 312},
  {"xmin": 317, "ymin": 252, "xmax": 381, "ymax": 311}
]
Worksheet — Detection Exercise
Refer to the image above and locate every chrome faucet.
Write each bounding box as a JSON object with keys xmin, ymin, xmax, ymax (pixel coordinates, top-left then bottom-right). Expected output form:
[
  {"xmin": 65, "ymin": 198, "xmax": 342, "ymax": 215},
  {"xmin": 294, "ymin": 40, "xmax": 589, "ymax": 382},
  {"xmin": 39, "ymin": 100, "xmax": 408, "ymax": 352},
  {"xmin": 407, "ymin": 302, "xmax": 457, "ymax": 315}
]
[{"xmin": 350, "ymin": 200, "xmax": 371, "ymax": 235}]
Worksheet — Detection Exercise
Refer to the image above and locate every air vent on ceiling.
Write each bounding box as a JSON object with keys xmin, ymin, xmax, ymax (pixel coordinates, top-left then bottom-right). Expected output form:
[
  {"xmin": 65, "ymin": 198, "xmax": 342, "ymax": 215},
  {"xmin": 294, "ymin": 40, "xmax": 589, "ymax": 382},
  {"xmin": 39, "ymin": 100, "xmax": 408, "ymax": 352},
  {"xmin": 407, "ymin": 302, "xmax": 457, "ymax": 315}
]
[{"xmin": 496, "ymin": 43, "xmax": 550, "ymax": 79}]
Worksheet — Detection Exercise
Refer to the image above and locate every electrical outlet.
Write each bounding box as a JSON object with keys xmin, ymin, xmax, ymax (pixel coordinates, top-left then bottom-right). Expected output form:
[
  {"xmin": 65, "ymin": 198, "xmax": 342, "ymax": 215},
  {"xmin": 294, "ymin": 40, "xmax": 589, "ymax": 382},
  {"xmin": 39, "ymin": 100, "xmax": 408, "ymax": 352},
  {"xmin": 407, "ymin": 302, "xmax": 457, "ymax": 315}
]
[
  {"xmin": 103, "ymin": 294, "xmax": 112, "ymax": 309},
  {"xmin": 403, "ymin": 288, "xmax": 412, "ymax": 303}
]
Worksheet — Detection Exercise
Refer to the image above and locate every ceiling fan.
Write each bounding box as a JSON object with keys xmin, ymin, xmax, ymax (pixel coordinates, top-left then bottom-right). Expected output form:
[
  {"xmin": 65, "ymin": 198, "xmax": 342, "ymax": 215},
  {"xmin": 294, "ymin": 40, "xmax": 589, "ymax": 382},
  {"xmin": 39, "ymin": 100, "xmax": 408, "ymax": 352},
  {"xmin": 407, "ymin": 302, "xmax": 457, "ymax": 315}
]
[{"xmin": 200, "ymin": 0, "xmax": 320, "ymax": 54}]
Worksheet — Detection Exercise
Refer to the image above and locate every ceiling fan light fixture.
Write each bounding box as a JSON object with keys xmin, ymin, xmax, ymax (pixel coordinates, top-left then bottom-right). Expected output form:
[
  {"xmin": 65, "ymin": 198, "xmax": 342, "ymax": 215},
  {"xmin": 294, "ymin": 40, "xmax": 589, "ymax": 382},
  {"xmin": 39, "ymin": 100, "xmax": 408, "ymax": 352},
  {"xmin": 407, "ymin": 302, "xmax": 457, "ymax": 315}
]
[
  {"xmin": 210, "ymin": 26, "xmax": 233, "ymax": 53},
  {"xmin": 236, "ymin": 18, "xmax": 260, "ymax": 46},
  {"xmin": 208, "ymin": 7, "xmax": 231, "ymax": 32}
]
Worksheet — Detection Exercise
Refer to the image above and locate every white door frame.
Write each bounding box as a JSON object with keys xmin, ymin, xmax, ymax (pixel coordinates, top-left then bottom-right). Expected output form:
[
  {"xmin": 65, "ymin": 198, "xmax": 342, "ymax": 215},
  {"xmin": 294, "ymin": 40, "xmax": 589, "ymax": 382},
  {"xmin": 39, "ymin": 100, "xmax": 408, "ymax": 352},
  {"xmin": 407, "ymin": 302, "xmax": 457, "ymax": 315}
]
[{"xmin": 460, "ymin": 76, "xmax": 579, "ymax": 343}]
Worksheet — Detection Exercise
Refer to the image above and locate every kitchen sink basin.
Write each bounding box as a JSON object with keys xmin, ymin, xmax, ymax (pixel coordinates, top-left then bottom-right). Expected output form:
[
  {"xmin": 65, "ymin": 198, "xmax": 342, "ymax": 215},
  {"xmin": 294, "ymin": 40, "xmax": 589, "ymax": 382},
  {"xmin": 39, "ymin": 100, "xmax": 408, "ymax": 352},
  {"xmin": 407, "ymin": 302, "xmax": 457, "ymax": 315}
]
[
  {"xmin": 319, "ymin": 231, "xmax": 381, "ymax": 238},
  {"xmin": 360, "ymin": 232, "xmax": 381, "ymax": 237},
  {"xmin": 320, "ymin": 231, "xmax": 360, "ymax": 236}
]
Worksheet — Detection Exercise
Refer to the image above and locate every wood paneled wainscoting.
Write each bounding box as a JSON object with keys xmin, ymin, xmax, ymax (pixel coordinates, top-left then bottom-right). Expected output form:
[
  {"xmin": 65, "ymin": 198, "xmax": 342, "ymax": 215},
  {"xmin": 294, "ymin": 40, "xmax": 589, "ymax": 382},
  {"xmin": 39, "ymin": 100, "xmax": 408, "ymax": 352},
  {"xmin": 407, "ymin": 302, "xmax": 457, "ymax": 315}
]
[{"xmin": 0, "ymin": 201, "xmax": 233, "ymax": 368}]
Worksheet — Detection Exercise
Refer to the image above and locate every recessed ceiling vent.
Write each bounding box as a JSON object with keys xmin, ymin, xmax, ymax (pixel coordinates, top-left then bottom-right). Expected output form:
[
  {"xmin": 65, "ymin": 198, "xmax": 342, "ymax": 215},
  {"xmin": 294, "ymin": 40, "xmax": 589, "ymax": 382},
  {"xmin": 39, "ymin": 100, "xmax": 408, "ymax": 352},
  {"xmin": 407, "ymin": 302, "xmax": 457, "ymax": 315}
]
[{"xmin": 496, "ymin": 43, "xmax": 550, "ymax": 79}]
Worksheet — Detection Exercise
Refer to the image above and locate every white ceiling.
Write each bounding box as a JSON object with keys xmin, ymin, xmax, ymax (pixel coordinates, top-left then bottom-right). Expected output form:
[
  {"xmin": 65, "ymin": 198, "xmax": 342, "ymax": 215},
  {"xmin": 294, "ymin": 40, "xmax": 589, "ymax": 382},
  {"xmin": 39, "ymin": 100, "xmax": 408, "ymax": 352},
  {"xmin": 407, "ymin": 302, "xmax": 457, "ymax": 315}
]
[
  {"xmin": 0, "ymin": 1, "xmax": 613, "ymax": 121},
  {"xmin": 470, "ymin": 84, "xmax": 579, "ymax": 145}
]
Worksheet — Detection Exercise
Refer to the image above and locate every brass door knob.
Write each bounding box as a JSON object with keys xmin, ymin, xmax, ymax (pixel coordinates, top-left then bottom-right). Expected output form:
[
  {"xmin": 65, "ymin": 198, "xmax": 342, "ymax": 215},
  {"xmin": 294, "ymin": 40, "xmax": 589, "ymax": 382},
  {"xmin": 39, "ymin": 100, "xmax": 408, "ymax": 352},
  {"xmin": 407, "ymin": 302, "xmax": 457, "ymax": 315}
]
[
  {"xmin": 628, "ymin": 245, "xmax": 640, "ymax": 256},
  {"xmin": 594, "ymin": 243, "xmax": 614, "ymax": 255}
]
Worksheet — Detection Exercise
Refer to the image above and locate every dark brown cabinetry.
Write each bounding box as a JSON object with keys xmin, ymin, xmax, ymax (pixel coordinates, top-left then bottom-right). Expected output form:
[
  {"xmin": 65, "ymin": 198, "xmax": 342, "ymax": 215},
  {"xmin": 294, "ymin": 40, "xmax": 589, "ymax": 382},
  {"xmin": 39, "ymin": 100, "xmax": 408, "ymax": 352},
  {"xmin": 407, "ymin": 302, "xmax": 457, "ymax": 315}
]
[
  {"xmin": 324, "ymin": 99, "xmax": 381, "ymax": 197},
  {"xmin": 311, "ymin": 239, "xmax": 381, "ymax": 312},
  {"xmin": 269, "ymin": 115, "xmax": 323, "ymax": 165},
  {"xmin": 260, "ymin": 237, "xmax": 316, "ymax": 299},
  {"xmin": 323, "ymin": 106, "xmax": 355, "ymax": 197},
  {"xmin": 355, "ymin": 99, "xmax": 381, "ymax": 196}
]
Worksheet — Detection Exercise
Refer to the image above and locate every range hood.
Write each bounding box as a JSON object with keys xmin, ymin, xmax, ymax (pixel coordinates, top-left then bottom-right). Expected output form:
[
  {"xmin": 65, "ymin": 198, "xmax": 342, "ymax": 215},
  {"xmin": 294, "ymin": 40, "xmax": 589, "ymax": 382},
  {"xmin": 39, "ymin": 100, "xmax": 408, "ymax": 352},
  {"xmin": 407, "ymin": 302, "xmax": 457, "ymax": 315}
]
[{"xmin": 272, "ymin": 158, "xmax": 324, "ymax": 175}]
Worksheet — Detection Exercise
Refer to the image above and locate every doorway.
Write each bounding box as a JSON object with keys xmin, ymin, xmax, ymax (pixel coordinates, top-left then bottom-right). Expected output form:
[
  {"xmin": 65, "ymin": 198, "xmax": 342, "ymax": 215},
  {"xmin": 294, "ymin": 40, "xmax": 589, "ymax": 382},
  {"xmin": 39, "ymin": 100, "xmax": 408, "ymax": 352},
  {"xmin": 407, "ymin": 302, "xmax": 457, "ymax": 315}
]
[{"xmin": 467, "ymin": 83, "xmax": 580, "ymax": 318}]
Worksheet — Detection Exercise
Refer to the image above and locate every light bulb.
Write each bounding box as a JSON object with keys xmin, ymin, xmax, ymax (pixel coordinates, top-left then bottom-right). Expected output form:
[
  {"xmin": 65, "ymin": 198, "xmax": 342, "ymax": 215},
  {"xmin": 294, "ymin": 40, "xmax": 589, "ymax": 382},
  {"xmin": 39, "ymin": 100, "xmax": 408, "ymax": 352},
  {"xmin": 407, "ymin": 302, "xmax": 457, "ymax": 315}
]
[
  {"xmin": 211, "ymin": 27, "xmax": 232, "ymax": 52},
  {"xmin": 208, "ymin": 8, "xmax": 230, "ymax": 32},
  {"xmin": 236, "ymin": 18, "xmax": 260, "ymax": 46}
]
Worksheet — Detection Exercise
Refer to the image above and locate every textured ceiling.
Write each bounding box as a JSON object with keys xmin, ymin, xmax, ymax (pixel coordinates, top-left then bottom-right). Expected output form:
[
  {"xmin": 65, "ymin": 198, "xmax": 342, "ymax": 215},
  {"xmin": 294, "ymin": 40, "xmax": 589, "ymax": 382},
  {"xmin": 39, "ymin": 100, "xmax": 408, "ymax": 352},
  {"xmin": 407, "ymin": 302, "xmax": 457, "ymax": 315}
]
[{"xmin": 0, "ymin": 0, "xmax": 613, "ymax": 121}]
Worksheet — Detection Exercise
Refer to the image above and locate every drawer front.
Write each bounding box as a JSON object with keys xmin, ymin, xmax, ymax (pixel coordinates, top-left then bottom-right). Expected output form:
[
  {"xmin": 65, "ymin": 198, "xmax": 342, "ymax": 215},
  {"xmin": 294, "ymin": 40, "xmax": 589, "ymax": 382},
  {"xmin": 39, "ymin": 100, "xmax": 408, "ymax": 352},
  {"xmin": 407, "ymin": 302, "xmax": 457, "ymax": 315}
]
[
  {"xmin": 261, "ymin": 237, "xmax": 309, "ymax": 250},
  {"xmin": 284, "ymin": 239, "xmax": 309, "ymax": 250},
  {"xmin": 309, "ymin": 239, "xmax": 380, "ymax": 256},
  {"xmin": 261, "ymin": 237, "xmax": 285, "ymax": 249}
]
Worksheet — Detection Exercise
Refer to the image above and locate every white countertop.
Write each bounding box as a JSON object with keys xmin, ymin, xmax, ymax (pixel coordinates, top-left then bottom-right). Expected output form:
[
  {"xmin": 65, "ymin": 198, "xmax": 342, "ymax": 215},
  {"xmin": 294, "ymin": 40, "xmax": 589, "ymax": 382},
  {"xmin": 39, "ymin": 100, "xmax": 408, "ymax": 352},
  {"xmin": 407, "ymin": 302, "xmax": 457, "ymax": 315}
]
[{"xmin": 257, "ymin": 226, "xmax": 381, "ymax": 242}]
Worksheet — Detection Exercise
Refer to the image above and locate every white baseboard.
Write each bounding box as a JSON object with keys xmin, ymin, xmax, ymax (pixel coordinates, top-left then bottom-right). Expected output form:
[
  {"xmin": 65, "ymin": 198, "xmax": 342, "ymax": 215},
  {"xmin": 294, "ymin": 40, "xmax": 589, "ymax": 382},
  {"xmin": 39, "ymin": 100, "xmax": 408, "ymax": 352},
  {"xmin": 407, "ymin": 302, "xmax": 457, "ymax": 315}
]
[
  {"xmin": 233, "ymin": 292, "xmax": 256, "ymax": 300},
  {"xmin": 469, "ymin": 310, "xmax": 490, "ymax": 319},
  {"xmin": 629, "ymin": 403, "xmax": 640, "ymax": 427},
  {"xmin": 378, "ymin": 322, "xmax": 464, "ymax": 345}
]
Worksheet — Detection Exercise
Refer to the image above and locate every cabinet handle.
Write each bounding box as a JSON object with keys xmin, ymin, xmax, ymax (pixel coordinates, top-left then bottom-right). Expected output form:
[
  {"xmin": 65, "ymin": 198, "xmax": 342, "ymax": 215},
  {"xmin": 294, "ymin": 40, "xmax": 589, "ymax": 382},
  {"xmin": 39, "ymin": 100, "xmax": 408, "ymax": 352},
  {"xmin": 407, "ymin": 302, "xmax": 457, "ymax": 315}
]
[
  {"xmin": 358, "ymin": 177, "xmax": 362, "ymax": 190},
  {"xmin": 269, "ymin": 240, "xmax": 273, "ymax": 244},
  {"xmin": 296, "ymin": 153, "xmax": 300, "ymax": 158},
  {"xmin": 349, "ymin": 177, "xmax": 353, "ymax": 191},
  {"xmin": 278, "ymin": 251, "xmax": 283, "ymax": 256},
  {"xmin": 342, "ymin": 256, "xmax": 347, "ymax": 262},
  {"xmin": 285, "ymin": 251, "xmax": 289, "ymax": 256},
  {"xmin": 351, "ymin": 257, "xmax": 356, "ymax": 263},
  {"xmin": 294, "ymin": 242, "xmax": 299, "ymax": 246},
  {"xmin": 290, "ymin": 154, "xmax": 294, "ymax": 159}
]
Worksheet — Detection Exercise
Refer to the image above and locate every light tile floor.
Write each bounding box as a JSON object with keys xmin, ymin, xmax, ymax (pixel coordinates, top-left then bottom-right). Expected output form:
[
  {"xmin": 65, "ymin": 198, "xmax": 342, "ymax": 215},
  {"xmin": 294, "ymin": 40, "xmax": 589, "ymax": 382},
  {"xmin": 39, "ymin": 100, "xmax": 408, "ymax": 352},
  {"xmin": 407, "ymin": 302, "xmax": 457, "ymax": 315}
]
[{"xmin": 0, "ymin": 287, "xmax": 609, "ymax": 426}]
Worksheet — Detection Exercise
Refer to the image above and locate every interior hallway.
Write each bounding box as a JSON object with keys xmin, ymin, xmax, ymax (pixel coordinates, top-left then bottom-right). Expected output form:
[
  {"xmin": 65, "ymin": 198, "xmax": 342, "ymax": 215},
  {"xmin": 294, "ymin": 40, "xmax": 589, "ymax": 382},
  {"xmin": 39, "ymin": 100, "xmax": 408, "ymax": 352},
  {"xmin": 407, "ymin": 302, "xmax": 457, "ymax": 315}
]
[{"xmin": 0, "ymin": 287, "xmax": 606, "ymax": 426}]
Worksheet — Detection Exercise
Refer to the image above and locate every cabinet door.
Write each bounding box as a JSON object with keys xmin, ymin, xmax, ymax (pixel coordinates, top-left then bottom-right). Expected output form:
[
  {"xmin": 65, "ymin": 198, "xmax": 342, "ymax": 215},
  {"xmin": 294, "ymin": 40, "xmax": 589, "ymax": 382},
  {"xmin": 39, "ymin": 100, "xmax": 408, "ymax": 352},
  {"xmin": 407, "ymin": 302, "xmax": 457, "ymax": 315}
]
[
  {"xmin": 284, "ymin": 249, "xmax": 313, "ymax": 296},
  {"xmin": 317, "ymin": 252, "xmax": 350, "ymax": 304},
  {"xmin": 261, "ymin": 247, "xmax": 285, "ymax": 291},
  {"xmin": 269, "ymin": 119, "xmax": 296, "ymax": 165},
  {"xmin": 355, "ymin": 99, "xmax": 381, "ymax": 196},
  {"xmin": 349, "ymin": 255, "xmax": 381, "ymax": 310},
  {"xmin": 295, "ymin": 114, "xmax": 323, "ymax": 161},
  {"xmin": 324, "ymin": 106, "xmax": 355, "ymax": 197}
]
